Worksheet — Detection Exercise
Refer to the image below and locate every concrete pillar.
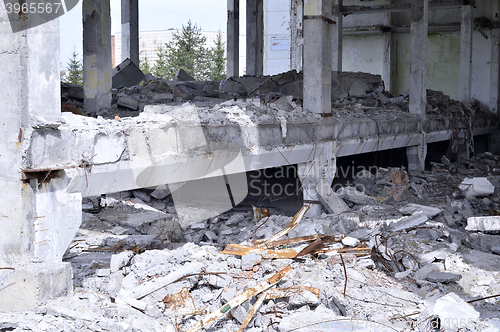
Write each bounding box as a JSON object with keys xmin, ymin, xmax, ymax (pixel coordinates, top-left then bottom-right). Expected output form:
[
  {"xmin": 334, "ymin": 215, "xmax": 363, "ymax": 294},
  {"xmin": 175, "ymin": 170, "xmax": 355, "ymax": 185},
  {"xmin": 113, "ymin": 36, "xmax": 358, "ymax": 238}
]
[
  {"xmin": 490, "ymin": 0, "xmax": 500, "ymax": 114},
  {"xmin": 331, "ymin": 0, "xmax": 342, "ymax": 73},
  {"xmin": 407, "ymin": 0, "xmax": 428, "ymax": 172},
  {"xmin": 0, "ymin": 8, "xmax": 79, "ymax": 310},
  {"xmin": 383, "ymin": 10, "xmax": 392, "ymax": 92},
  {"xmin": 297, "ymin": 162, "xmax": 322, "ymax": 217},
  {"xmin": 303, "ymin": 0, "xmax": 332, "ymax": 114},
  {"xmin": 121, "ymin": 0, "xmax": 139, "ymax": 67},
  {"xmin": 83, "ymin": 0, "xmax": 112, "ymax": 114},
  {"xmin": 227, "ymin": 0, "xmax": 240, "ymax": 77},
  {"xmin": 459, "ymin": 4, "xmax": 473, "ymax": 106},
  {"xmin": 246, "ymin": 0, "xmax": 263, "ymax": 76}
]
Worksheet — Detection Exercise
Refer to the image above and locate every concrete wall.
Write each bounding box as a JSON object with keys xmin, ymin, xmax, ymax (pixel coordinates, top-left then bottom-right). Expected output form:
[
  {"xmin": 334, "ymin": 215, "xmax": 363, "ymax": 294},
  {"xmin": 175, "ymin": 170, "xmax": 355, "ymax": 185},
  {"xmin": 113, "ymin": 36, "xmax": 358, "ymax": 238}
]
[
  {"xmin": 342, "ymin": 35, "xmax": 386, "ymax": 77},
  {"xmin": 391, "ymin": 32, "xmax": 461, "ymax": 98},
  {"xmin": 263, "ymin": 0, "xmax": 290, "ymax": 75}
]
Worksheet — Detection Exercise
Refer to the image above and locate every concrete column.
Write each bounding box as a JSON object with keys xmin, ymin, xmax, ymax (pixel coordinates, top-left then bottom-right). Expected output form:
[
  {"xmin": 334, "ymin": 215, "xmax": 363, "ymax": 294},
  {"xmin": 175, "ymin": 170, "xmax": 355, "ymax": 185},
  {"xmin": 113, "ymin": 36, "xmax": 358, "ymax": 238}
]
[
  {"xmin": 331, "ymin": 0, "xmax": 342, "ymax": 73},
  {"xmin": 297, "ymin": 162, "xmax": 322, "ymax": 217},
  {"xmin": 407, "ymin": 0, "xmax": 428, "ymax": 172},
  {"xmin": 303, "ymin": 0, "xmax": 332, "ymax": 114},
  {"xmin": 227, "ymin": 0, "xmax": 240, "ymax": 77},
  {"xmin": 83, "ymin": 0, "xmax": 112, "ymax": 114},
  {"xmin": 246, "ymin": 0, "xmax": 263, "ymax": 76},
  {"xmin": 121, "ymin": 0, "xmax": 139, "ymax": 67},
  {"xmin": 459, "ymin": 4, "xmax": 473, "ymax": 106},
  {"xmin": 490, "ymin": 0, "xmax": 500, "ymax": 114},
  {"xmin": 383, "ymin": 10, "xmax": 392, "ymax": 92},
  {"xmin": 0, "ymin": 8, "xmax": 79, "ymax": 310}
]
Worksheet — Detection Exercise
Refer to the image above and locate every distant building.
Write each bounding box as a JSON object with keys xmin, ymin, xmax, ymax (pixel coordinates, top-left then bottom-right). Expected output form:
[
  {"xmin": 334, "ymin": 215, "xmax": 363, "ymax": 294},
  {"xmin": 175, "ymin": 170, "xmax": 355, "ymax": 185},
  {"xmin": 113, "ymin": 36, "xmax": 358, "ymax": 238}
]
[{"xmin": 112, "ymin": 30, "xmax": 246, "ymax": 75}]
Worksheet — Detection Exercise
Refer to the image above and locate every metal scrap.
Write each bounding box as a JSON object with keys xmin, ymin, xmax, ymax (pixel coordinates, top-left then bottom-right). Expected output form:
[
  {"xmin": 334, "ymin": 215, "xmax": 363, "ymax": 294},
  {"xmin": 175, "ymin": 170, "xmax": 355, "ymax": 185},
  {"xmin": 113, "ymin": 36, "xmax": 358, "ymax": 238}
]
[
  {"xmin": 237, "ymin": 286, "xmax": 320, "ymax": 332},
  {"xmin": 220, "ymin": 243, "xmax": 299, "ymax": 259},
  {"xmin": 185, "ymin": 265, "xmax": 292, "ymax": 332},
  {"xmin": 253, "ymin": 205, "xmax": 309, "ymax": 247}
]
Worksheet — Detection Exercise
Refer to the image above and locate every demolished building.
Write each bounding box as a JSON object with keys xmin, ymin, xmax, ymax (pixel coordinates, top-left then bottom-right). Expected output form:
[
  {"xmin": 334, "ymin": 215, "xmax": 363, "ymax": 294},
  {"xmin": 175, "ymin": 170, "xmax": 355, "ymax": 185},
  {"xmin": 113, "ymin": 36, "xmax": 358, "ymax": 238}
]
[{"xmin": 1, "ymin": 0, "xmax": 500, "ymax": 331}]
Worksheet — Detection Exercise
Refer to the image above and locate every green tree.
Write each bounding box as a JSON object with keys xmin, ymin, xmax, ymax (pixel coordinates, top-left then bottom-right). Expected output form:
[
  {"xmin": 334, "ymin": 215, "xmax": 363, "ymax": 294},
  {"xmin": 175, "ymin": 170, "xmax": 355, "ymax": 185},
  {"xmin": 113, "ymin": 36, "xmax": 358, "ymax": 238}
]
[
  {"xmin": 139, "ymin": 53, "xmax": 152, "ymax": 75},
  {"xmin": 153, "ymin": 20, "xmax": 210, "ymax": 80},
  {"xmin": 64, "ymin": 49, "xmax": 83, "ymax": 85},
  {"xmin": 209, "ymin": 32, "xmax": 226, "ymax": 80}
]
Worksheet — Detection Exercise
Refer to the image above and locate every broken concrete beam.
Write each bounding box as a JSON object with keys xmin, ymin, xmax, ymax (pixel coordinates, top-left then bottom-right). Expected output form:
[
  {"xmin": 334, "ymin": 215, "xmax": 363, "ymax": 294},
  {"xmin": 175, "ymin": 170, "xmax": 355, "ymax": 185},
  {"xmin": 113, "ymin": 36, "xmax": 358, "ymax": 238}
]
[
  {"xmin": 112, "ymin": 58, "xmax": 145, "ymax": 88},
  {"xmin": 117, "ymin": 96, "xmax": 140, "ymax": 110},
  {"xmin": 458, "ymin": 177, "xmax": 495, "ymax": 198},
  {"xmin": 466, "ymin": 216, "xmax": 500, "ymax": 232},
  {"xmin": 389, "ymin": 211, "xmax": 428, "ymax": 232},
  {"xmin": 337, "ymin": 186, "xmax": 378, "ymax": 205},
  {"xmin": 399, "ymin": 203, "xmax": 442, "ymax": 218},
  {"xmin": 173, "ymin": 68, "xmax": 195, "ymax": 81},
  {"xmin": 316, "ymin": 182, "xmax": 350, "ymax": 214},
  {"xmin": 425, "ymin": 272, "xmax": 462, "ymax": 284},
  {"xmin": 464, "ymin": 232, "xmax": 500, "ymax": 254}
]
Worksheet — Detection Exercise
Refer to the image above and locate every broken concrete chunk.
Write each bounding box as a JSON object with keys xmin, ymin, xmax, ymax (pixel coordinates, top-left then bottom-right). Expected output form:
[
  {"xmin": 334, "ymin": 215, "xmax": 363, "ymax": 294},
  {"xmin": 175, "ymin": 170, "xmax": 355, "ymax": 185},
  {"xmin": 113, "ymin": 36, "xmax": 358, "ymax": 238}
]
[
  {"xmin": 112, "ymin": 58, "xmax": 145, "ymax": 88},
  {"xmin": 117, "ymin": 96, "xmax": 140, "ymax": 111},
  {"xmin": 341, "ymin": 236, "xmax": 360, "ymax": 247},
  {"xmin": 173, "ymin": 68, "xmax": 195, "ymax": 82},
  {"xmin": 316, "ymin": 182, "xmax": 350, "ymax": 215},
  {"xmin": 95, "ymin": 268, "xmax": 111, "ymax": 277},
  {"xmin": 389, "ymin": 212, "xmax": 428, "ymax": 232},
  {"xmin": 151, "ymin": 93, "xmax": 174, "ymax": 103},
  {"xmin": 459, "ymin": 177, "xmax": 495, "ymax": 198},
  {"xmin": 241, "ymin": 254, "xmax": 262, "ymax": 271},
  {"xmin": 337, "ymin": 186, "xmax": 378, "ymax": 205},
  {"xmin": 418, "ymin": 293, "xmax": 479, "ymax": 331},
  {"xmin": 219, "ymin": 78, "xmax": 247, "ymax": 96},
  {"xmin": 425, "ymin": 272, "xmax": 461, "ymax": 284},
  {"xmin": 150, "ymin": 186, "xmax": 170, "ymax": 200},
  {"xmin": 131, "ymin": 190, "xmax": 151, "ymax": 203},
  {"xmin": 110, "ymin": 251, "xmax": 134, "ymax": 273},
  {"xmin": 466, "ymin": 216, "xmax": 500, "ymax": 232},
  {"xmin": 399, "ymin": 203, "xmax": 442, "ymax": 218},
  {"xmin": 143, "ymin": 72, "xmax": 157, "ymax": 83},
  {"xmin": 61, "ymin": 82, "xmax": 84, "ymax": 100},
  {"xmin": 203, "ymin": 230, "xmax": 218, "ymax": 242}
]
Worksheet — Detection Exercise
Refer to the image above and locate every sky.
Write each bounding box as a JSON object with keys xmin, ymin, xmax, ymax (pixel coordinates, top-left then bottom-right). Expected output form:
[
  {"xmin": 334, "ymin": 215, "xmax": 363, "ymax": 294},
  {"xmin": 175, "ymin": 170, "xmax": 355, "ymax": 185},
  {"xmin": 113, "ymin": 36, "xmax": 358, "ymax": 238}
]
[{"xmin": 60, "ymin": 0, "xmax": 246, "ymax": 69}]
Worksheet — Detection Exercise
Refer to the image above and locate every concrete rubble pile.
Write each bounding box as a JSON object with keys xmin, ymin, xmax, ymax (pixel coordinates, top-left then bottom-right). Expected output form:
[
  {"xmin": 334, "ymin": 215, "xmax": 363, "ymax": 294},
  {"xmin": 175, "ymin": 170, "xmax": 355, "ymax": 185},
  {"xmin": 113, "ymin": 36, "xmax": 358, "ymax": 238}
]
[
  {"xmin": 2, "ymin": 151, "xmax": 500, "ymax": 331},
  {"xmin": 61, "ymin": 70, "xmax": 389, "ymax": 119}
]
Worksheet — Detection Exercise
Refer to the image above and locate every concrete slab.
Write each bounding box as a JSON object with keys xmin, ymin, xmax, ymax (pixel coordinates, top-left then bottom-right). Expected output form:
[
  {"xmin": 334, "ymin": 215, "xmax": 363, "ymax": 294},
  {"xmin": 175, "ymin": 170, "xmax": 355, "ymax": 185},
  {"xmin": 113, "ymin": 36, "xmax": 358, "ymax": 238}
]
[
  {"xmin": 466, "ymin": 216, "xmax": 500, "ymax": 232},
  {"xmin": 112, "ymin": 58, "xmax": 145, "ymax": 88}
]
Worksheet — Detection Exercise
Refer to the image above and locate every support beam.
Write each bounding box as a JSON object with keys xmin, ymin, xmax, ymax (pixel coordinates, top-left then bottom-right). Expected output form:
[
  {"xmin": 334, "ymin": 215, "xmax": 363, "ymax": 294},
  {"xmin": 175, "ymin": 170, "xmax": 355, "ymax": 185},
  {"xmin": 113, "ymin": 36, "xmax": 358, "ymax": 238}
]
[
  {"xmin": 337, "ymin": 0, "xmax": 469, "ymax": 15},
  {"xmin": 331, "ymin": 0, "xmax": 343, "ymax": 73},
  {"xmin": 83, "ymin": 0, "xmax": 112, "ymax": 114},
  {"xmin": 227, "ymin": 0, "xmax": 240, "ymax": 77},
  {"xmin": 121, "ymin": 0, "xmax": 139, "ymax": 67},
  {"xmin": 246, "ymin": 0, "xmax": 264, "ymax": 76},
  {"xmin": 407, "ymin": 0, "xmax": 428, "ymax": 172},
  {"xmin": 303, "ymin": 0, "xmax": 332, "ymax": 114},
  {"xmin": 459, "ymin": 4, "xmax": 473, "ymax": 106},
  {"xmin": 490, "ymin": 0, "xmax": 500, "ymax": 114}
]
